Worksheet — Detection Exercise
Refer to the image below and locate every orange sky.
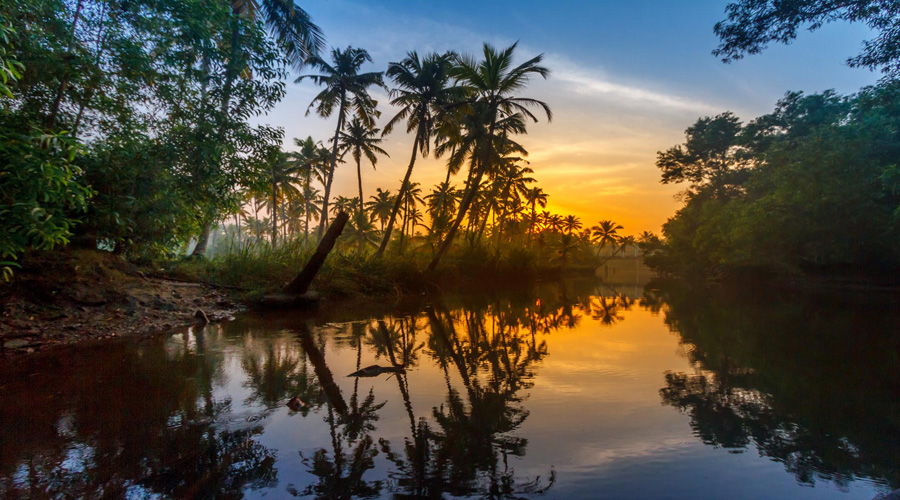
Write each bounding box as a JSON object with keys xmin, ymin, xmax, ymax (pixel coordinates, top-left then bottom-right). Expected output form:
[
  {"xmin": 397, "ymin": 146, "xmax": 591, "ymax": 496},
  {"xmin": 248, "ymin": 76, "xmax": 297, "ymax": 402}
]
[{"xmin": 263, "ymin": 1, "xmax": 879, "ymax": 237}]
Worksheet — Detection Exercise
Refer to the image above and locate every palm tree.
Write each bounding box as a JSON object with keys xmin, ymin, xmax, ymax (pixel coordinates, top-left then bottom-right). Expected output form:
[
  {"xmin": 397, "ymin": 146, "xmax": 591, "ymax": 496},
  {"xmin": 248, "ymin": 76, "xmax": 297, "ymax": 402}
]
[
  {"xmin": 590, "ymin": 220, "xmax": 623, "ymax": 256},
  {"xmin": 264, "ymin": 151, "xmax": 303, "ymax": 246},
  {"xmin": 190, "ymin": 0, "xmax": 324, "ymax": 257},
  {"xmin": 330, "ymin": 196, "xmax": 356, "ymax": 217},
  {"xmin": 524, "ymin": 187, "xmax": 548, "ymax": 237},
  {"xmin": 376, "ymin": 51, "xmax": 460, "ymax": 256},
  {"xmin": 619, "ymin": 235, "xmax": 637, "ymax": 257},
  {"xmin": 365, "ymin": 188, "xmax": 394, "ymax": 233},
  {"xmin": 427, "ymin": 42, "xmax": 551, "ymax": 273},
  {"xmin": 298, "ymin": 46, "xmax": 384, "ymax": 239},
  {"xmin": 399, "ymin": 182, "xmax": 423, "ymax": 252},
  {"xmin": 338, "ymin": 117, "xmax": 389, "ymax": 217},
  {"xmin": 289, "ymin": 136, "xmax": 325, "ymax": 239},
  {"xmin": 544, "ymin": 213, "xmax": 563, "ymax": 234},
  {"xmin": 493, "ymin": 159, "xmax": 535, "ymax": 245},
  {"xmin": 562, "ymin": 215, "xmax": 582, "ymax": 235}
]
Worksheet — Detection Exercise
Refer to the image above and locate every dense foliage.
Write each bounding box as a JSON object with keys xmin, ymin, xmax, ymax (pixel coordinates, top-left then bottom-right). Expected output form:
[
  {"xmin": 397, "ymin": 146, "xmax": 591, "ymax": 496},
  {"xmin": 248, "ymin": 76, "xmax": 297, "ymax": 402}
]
[
  {"xmin": 648, "ymin": 84, "xmax": 900, "ymax": 277},
  {"xmin": 715, "ymin": 0, "xmax": 900, "ymax": 80},
  {"xmin": 0, "ymin": 0, "xmax": 295, "ymax": 271}
]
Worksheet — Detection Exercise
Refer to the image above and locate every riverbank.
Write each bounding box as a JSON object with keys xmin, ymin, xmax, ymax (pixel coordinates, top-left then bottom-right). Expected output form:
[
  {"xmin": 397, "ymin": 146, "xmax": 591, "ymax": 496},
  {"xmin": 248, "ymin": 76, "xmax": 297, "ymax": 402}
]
[
  {"xmin": 0, "ymin": 248, "xmax": 653, "ymax": 354},
  {"xmin": 0, "ymin": 250, "xmax": 240, "ymax": 353}
]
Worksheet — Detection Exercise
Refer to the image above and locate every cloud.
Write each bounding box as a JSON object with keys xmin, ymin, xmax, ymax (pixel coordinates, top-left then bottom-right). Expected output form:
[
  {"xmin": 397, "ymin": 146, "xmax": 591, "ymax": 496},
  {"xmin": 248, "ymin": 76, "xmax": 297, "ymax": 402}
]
[{"xmin": 544, "ymin": 53, "xmax": 720, "ymax": 113}]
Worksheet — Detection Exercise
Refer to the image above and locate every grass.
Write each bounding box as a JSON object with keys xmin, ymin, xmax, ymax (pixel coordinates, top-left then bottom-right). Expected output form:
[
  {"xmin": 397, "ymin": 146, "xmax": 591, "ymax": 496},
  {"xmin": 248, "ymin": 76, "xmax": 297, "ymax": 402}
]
[{"xmin": 165, "ymin": 235, "xmax": 605, "ymax": 301}]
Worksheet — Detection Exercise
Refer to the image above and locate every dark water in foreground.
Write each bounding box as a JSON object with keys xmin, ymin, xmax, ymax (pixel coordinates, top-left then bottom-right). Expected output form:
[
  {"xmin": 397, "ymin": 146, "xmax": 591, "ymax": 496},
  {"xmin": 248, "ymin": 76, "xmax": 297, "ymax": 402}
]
[{"xmin": 1, "ymin": 280, "xmax": 898, "ymax": 499}]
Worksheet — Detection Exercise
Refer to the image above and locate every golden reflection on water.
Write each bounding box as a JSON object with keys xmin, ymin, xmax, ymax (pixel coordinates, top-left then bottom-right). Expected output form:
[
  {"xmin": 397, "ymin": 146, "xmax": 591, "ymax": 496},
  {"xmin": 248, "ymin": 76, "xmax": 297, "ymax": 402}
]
[{"xmin": 0, "ymin": 281, "xmax": 897, "ymax": 499}]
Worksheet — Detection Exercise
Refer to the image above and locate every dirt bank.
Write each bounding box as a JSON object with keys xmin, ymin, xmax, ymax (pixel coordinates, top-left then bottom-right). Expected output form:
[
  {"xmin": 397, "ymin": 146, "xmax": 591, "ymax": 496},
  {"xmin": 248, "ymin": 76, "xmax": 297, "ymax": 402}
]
[{"xmin": 0, "ymin": 250, "xmax": 240, "ymax": 353}]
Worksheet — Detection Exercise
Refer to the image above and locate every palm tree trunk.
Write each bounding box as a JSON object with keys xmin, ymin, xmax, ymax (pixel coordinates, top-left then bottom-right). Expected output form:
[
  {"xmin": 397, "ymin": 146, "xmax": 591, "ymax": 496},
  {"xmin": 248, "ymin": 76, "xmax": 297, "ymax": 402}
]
[
  {"xmin": 271, "ymin": 172, "xmax": 278, "ymax": 247},
  {"xmin": 428, "ymin": 160, "xmax": 486, "ymax": 272},
  {"xmin": 427, "ymin": 114, "xmax": 499, "ymax": 273},
  {"xmin": 529, "ymin": 202, "xmax": 537, "ymax": 240},
  {"xmin": 355, "ymin": 154, "xmax": 365, "ymax": 216},
  {"xmin": 319, "ymin": 96, "xmax": 346, "ymax": 241},
  {"xmin": 376, "ymin": 130, "xmax": 421, "ymax": 257}
]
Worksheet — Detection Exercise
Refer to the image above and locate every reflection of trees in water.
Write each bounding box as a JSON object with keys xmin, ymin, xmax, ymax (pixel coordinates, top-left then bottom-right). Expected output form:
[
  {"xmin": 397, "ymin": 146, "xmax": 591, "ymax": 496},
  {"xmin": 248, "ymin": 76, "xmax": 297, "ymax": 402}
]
[
  {"xmin": 0, "ymin": 280, "xmax": 602, "ymax": 499},
  {"xmin": 241, "ymin": 336, "xmax": 324, "ymax": 415},
  {"xmin": 291, "ymin": 325, "xmax": 385, "ymax": 499},
  {"xmin": 0, "ymin": 325, "xmax": 278, "ymax": 499},
  {"xmin": 654, "ymin": 283, "xmax": 900, "ymax": 490},
  {"xmin": 374, "ymin": 305, "xmax": 556, "ymax": 499}
]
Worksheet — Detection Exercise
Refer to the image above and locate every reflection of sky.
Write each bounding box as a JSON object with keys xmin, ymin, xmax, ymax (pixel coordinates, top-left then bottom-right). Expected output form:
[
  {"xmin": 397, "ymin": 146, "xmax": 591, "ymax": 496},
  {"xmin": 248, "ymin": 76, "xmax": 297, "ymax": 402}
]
[
  {"xmin": 171, "ymin": 305, "xmax": 884, "ymax": 499},
  {"xmin": 262, "ymin": 0, "xmax": 880, "ymax": 234}
]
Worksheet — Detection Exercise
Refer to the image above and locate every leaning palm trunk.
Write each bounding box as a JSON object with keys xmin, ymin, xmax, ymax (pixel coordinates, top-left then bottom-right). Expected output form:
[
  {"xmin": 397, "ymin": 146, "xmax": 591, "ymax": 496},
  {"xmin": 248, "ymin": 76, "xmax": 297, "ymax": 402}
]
[
  {"xmin": 427, "ymin": 159, "xmax": 487, "ymax": 273},
  {"xmin": 428, "ymin": 110, "xmax": 501, "ymax": 273},
  {"xmin": 376, "ymin": 131, "xmax": 421, "ymax": 257}
]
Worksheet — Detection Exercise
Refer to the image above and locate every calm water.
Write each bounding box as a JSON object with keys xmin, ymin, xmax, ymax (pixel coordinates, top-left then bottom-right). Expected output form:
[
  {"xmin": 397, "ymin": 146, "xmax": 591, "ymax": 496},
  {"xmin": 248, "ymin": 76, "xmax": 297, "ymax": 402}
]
[{"xmin": 1, "ymin": 280, "xmax": 898, "ymax": 499}]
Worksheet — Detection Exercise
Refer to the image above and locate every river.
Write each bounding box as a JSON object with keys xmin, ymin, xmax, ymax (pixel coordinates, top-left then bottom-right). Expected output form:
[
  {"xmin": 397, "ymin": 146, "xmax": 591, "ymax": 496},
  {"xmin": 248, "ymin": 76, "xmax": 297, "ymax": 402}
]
[{"xmin": 1, "ymin": 279, "xmax": 897, "ymax": 499}]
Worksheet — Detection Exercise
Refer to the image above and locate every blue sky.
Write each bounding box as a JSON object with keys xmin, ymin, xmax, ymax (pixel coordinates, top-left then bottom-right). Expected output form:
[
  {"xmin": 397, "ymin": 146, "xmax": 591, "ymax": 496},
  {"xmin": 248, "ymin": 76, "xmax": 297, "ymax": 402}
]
[{"xmin": 265, "ymin": 0, "xmax": 880, "ymax": 233}]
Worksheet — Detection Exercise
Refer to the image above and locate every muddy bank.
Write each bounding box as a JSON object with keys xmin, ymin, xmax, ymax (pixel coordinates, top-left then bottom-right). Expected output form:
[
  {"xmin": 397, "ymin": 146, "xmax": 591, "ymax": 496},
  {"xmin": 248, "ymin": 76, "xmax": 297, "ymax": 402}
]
[{"xmin": 0, "ymin": 250, "xmax": 241, "ymax": 354}]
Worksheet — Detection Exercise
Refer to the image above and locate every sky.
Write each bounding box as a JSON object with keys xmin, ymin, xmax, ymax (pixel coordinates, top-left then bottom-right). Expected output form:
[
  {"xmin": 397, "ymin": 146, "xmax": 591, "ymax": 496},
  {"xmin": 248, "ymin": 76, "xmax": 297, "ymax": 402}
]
[{"xmin": 263, "ymin": 0, "xmax": 880, "ymax": 235}]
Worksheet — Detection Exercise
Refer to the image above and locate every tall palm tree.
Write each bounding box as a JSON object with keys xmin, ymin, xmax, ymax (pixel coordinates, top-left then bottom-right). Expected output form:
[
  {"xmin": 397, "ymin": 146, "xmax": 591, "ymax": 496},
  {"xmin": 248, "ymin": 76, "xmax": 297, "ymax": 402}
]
[
  {"xmin": 590, "ymin": 220, "xmax": 623, "ymax": 256},
  {"xmin": 191, "ymin": 0, "xmax": 324, "ymax": 257},
  {"xmin": 338, "ymin": 117, "xmax": 389, "ymax": 217},
  {"xmin": 524, "ymin": 187, "xmax": 548, "ymax": 237},
  {"xmin": 376, "ymin": 51, "xmax": 460, "ymax": 256},
  {"xmin": 298, "ymin": 46, "xmax": 383, "ymax": 239},
  {"xmin": 399, "ymin": 182, "xmax": 423, "ymax": 252},
  {"xmin": 427, "ymin": 42, "xmax": 551, "ymax": 273}
]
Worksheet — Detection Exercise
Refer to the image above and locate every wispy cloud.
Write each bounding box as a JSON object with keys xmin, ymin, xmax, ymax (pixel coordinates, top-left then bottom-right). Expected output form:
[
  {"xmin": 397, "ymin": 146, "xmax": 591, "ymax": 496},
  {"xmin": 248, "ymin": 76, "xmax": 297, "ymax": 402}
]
[{"xmin": 544, "ymin": 53, "xmax": 719, "ymax": 113}]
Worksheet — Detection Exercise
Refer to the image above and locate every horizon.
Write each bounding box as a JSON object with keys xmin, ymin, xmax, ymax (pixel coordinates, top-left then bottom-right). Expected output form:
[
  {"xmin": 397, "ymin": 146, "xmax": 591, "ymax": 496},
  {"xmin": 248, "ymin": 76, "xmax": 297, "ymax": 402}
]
[{"xmin": 265, "ymin": 0, "xmax": 879, "ymax": 235}]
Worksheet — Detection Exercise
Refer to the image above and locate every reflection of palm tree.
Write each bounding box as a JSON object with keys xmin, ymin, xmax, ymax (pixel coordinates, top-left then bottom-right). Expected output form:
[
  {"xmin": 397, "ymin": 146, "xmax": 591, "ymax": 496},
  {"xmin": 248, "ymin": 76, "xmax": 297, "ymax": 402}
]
[
  {"xmin": 588, "ymin": 293, "xmax": 632, "ymax": 326},
  {"xmin": 241, "ymin": 341, "xmax": 323, "ymax": 415},
  {"xmin": 293, "ymin": 324, "xmax": 384, "ymax": 499}
]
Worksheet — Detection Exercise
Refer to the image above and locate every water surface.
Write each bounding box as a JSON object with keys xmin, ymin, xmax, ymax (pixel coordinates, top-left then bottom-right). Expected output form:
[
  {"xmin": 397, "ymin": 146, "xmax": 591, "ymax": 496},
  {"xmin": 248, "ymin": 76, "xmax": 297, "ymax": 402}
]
[{"xmin": 1, "ymin": 280, "xmax": 898, "ymax": 499}]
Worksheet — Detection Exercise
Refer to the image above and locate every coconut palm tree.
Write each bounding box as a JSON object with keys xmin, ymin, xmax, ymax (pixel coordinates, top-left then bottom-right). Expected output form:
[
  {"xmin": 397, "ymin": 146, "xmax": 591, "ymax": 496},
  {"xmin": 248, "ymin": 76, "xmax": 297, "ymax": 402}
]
[
  {"xmin": 562, "ymin": 215, "xmax": 582, "ymax": 235},
  {"xmin": 330, "ymin": 196, "xmax": 356, "ymax": 217},
  {"xmin": 524, "ymin": 187, "xmax": 548, "ymax": 237},
  {"xmin": 365, "ymin": 188, "xmax": 395, "ymax": 233},
  {"xmin": 376, "ymin": 51, "xmax": 460, "ymax": 256},
  {"xmin": 590, "ymin": 220, "xmax": 623, "ymax": 256},
  {"xmin": 338, "ymin": 117, "xmax": 389, "ymax": 217},
  {"xmin": 493, "ymin": 159, "xmax": 535, "ymax": 245},
  {"xmin": 289, "ymin": 136, "xmax": 325, "ymax": 239},
  {"xmin": 619, "ymin": 235, "xmax": 637, "ymax": 257},
  {"xmin": 298, "ymin": 46, "xmax": 384, "ymax": 238},
  {"xmin": 264, "ymin": 152, "xmax": 303, "ymax": 246},
  {"xmin": 427, "ymin": 42, "xmax": 551, "ymax": 273}
]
